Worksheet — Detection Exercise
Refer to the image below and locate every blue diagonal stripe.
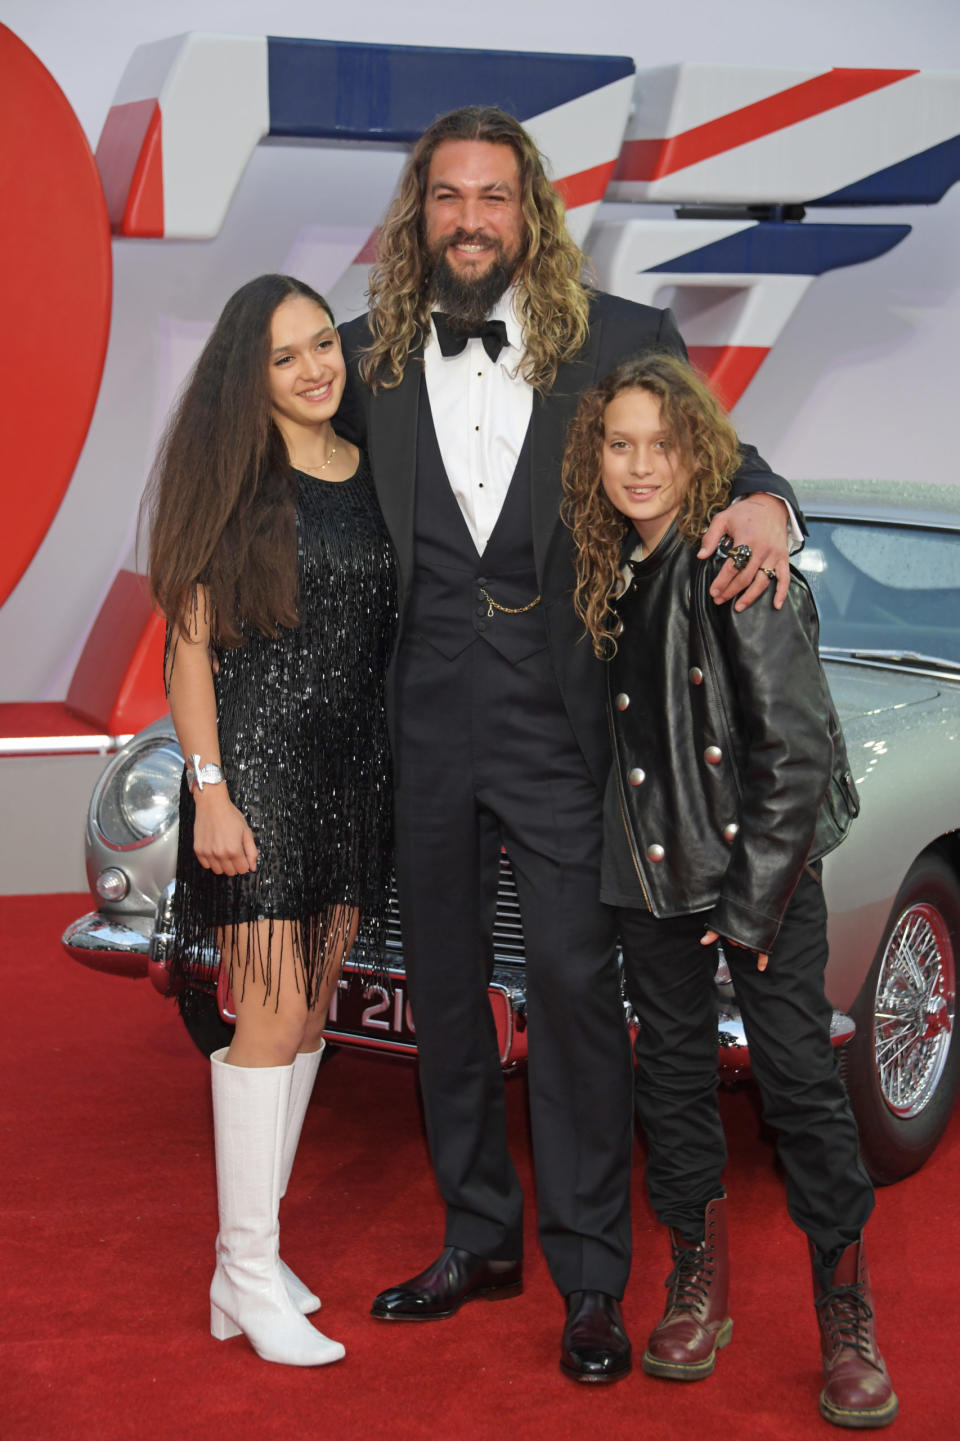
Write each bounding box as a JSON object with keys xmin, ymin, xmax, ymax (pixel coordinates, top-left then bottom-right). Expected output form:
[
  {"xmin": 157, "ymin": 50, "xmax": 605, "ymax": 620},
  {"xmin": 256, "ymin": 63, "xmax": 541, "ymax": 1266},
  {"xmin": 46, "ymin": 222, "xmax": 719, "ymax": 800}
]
[
  {"xmin": 647, "ymin": 222, "xmax": 911, "ymax": 277},
  {"xmin": 266, "ymin": 37, "xmax": 634, "ymax": 141},
  {"xmin": 810, "ymin": 135, "xmax": 960, "ymax": 206}
]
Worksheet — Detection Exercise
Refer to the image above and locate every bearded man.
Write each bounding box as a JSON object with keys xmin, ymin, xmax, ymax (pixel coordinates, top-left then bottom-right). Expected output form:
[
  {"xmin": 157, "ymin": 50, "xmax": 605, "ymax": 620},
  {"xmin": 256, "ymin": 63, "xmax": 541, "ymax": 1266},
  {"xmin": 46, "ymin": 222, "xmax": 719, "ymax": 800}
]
[{"xmin": 336, "ymin": 106, "xmax": 798, "ymax": 1383}]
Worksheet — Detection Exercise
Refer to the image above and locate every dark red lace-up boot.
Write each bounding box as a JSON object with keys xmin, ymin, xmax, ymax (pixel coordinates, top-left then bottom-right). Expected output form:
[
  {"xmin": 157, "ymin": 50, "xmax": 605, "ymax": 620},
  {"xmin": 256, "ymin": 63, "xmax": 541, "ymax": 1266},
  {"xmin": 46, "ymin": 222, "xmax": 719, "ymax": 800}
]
[
  {"xmin": 642, "ymin": 1196, "xmax": 732, "ymax": 1380},
  {"xmin": 811, "ymin": 1236, "xmax": 898, "ymax": 1428}
]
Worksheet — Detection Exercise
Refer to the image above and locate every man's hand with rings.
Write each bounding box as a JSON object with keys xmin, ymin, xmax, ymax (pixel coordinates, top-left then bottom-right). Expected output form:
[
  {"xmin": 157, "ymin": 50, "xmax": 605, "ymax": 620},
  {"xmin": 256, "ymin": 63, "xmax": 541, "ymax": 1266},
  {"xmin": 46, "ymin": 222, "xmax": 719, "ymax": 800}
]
[{"xmin": 698, "ymin": 494, "xmax": 791, "ymax": 611}]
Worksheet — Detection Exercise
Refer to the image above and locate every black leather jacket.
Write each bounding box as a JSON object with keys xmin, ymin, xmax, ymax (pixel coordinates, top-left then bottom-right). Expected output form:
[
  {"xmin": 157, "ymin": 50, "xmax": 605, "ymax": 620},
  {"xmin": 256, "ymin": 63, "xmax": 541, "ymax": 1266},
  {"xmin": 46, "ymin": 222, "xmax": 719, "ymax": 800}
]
[{"xmin": 607, "ymin": 525, "xmax": 859, "ymax": 952}]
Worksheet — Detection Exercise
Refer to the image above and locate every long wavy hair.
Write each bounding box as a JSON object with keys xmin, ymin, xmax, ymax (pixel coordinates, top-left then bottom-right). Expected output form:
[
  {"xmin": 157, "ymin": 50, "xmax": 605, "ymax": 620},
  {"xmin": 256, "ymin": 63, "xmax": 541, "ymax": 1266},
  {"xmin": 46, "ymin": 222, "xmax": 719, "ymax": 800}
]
[
  {"xmin": 361, "ymin": 106, "xmax": 591, "ymax": 394},
  {"xmin": 143, "ymin": 274, "xmax": 333, "ymax": 649},
  {"xmin": 562, "ymin": 353, "xmax": 741, "ymax": 657}
]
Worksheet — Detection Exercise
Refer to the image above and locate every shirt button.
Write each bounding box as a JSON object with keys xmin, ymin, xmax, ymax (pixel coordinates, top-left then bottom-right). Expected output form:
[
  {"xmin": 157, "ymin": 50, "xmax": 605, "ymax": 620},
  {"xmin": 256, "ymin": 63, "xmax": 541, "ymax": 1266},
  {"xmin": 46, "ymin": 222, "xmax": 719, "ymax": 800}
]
[{"xmin": 476, "ymin": 604, "xmax": 487, "ymax": 616}]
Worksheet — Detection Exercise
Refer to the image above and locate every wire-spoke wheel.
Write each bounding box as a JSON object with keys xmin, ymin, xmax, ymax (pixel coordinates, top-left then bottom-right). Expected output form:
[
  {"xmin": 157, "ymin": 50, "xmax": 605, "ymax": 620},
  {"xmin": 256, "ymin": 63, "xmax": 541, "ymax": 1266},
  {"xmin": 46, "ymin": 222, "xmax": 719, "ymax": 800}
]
[
  {"xmin": 845, "ymin": 854, "xmax": 960, "ymax": 1184},
  {"xmin": 875, "ymin": 901, "xmax": 954, "ymax": 1117}
]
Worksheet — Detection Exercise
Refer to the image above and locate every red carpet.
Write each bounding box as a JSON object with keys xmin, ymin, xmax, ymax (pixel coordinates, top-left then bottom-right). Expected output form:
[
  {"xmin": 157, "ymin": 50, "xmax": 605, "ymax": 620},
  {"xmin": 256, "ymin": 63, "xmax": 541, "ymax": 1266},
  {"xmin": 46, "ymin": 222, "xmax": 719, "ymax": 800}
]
[{"xmin": 2, "ymin": 893, "xmax": 957, "ymax": 1441}]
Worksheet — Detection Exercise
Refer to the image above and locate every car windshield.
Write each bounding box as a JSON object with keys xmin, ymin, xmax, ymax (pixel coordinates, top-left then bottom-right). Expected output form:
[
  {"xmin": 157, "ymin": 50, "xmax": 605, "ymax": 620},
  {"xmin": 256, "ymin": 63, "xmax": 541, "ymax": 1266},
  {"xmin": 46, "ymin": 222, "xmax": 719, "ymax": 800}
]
[{"xmin": 796, "ymin": 519, "xmax": 960, "ymax": 668}]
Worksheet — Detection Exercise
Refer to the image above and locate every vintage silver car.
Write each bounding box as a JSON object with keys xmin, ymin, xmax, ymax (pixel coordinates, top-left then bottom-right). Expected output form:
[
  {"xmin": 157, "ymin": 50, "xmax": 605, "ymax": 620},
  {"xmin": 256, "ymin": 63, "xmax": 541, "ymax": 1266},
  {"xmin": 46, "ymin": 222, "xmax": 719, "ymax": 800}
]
[{"xmin": 63, "ymin": 479, "xmax": 960, "ymax": 1185}]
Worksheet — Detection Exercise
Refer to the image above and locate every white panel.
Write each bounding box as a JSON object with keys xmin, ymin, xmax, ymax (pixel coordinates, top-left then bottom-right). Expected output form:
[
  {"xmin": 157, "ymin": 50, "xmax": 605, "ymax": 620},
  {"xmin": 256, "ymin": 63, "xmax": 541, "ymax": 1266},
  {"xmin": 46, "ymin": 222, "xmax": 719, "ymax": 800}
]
[
  {"xmin": 592, "ymin": 255, "xmax": 812, "ymax": 347},
  {"xmin": 719, "ymin": 273, "xmax": 813, "ymax": 346},
  {"xmin": 526, "ymin": 74, "xmax": 635, "ymax": 180},
  {"xmin": 108, "ymin": 33, "xmax": 192, "ymax": 104},
  {"xmin": 647, "ymin": 273, "xmax": 814, "ymax": 346},
  {"xmin": 588, "ymin": 217, "xmax": 754, "ymax": 277},
  {"xmin": 160, "ymin": 33, "xmax": 270, "ymax": 237},
  {"xmin": 526, "ymin": 75, "xmax": 636, "ymax": 245},
  {"xmin": 614, "ymin": 70, "xmax": 960, "ymax": 204},
  {"xmin": 627, "ymin": 62, "xmax": 822, "ymax": 139}
]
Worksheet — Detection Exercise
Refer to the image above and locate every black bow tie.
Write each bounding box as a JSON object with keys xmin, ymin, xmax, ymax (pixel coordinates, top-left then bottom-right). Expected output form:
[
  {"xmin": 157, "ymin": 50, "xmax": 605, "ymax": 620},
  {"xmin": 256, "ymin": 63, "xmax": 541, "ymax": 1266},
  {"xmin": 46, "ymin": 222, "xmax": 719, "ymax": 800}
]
[{"xmin": 432, "ymin": 312, "xmax": 509, "ymax": 364}]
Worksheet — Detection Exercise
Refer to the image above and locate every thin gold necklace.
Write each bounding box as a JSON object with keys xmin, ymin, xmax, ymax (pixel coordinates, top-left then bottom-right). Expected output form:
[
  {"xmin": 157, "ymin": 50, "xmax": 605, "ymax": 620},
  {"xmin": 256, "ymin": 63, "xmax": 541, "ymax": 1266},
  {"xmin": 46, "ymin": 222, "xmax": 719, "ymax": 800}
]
[{"xmin": 295, "ymin": 440, "xmax": 337, "ymax": 473}]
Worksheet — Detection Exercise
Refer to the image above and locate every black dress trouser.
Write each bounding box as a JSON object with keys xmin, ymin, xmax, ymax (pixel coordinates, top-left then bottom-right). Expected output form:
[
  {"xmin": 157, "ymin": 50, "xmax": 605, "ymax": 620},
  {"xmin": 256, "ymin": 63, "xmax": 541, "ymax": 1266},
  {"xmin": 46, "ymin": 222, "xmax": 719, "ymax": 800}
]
[
  {"xmin": 617, "ymin": 869, "xmax": 874, "ymax": 1256},
  {"xmin": 392, "ymin": 633, "xmax": 634, "ymax": 1298}
]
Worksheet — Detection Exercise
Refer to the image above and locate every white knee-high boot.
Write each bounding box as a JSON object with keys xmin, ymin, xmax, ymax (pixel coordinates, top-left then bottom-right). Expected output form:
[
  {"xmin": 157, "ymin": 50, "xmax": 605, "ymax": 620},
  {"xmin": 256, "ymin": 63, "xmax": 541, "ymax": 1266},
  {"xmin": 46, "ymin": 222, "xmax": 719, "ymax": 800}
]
[
  {"xmin": 278, "ymin": 1042, "xmax": 326, "ymax": 1315},
  {"xmin": 209, "ymin": 1048, "xmax": 344, "ymax": 1366}
]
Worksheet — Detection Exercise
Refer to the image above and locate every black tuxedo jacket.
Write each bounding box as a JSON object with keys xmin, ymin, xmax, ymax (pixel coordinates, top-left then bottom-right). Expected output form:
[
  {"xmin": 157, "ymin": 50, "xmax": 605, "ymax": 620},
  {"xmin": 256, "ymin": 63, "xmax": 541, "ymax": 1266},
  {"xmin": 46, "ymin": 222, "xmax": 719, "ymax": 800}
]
[{"xmin": 337, "ymin": 292, "xmax": 800, "ymax": 792}]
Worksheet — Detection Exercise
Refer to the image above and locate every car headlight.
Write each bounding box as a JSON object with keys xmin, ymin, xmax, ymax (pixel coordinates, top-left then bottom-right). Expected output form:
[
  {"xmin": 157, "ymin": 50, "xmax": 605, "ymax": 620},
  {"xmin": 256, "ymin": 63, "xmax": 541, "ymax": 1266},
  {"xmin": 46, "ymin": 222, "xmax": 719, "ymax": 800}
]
[{"xmin": 95, "ymin": 739, "xmax": 183, "ymax": 846}]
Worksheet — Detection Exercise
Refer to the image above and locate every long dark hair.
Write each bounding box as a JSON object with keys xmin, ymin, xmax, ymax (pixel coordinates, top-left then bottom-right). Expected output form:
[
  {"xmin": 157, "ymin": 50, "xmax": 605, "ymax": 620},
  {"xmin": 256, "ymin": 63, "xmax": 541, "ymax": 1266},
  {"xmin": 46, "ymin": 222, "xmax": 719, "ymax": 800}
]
[
  {"xmin": 562, "ymin": 353, "xmax": 741, "ymax": 657},
  {"xmin": 144, "ymin": 274, "xmax": 333, "ymax": 648},
  {"xmin": 361, "ymin": 106, "xmax": 591, "ymax": 394}
]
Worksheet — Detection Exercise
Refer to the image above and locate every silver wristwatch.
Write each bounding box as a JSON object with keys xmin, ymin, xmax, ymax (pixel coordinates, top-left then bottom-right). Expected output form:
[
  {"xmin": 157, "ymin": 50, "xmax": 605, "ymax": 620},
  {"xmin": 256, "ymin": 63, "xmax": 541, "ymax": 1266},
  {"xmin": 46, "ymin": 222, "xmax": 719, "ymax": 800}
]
[{"xmin": 186, "ymin": 754, "xmax": 226, "ymax": 792}]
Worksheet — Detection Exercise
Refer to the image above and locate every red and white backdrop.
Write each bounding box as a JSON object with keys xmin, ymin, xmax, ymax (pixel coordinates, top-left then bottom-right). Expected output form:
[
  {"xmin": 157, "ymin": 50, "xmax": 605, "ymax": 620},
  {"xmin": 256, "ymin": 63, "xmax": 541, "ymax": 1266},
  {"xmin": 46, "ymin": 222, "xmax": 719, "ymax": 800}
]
[{"xmin": 1, "ymin": 0, "xmax": 958, "ymax": 727}]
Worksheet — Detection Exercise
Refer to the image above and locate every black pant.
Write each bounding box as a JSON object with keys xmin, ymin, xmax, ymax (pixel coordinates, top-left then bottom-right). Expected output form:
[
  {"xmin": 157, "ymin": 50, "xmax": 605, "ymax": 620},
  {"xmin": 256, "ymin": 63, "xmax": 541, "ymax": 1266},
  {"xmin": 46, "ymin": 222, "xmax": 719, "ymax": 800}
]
[
  {"xmin": 618, "ymin": 870, "xmax": 874, "ymax": 1255},
  {"xmin": 393, "ymin": 634, "xmax": 634, "ymax": 1297}
]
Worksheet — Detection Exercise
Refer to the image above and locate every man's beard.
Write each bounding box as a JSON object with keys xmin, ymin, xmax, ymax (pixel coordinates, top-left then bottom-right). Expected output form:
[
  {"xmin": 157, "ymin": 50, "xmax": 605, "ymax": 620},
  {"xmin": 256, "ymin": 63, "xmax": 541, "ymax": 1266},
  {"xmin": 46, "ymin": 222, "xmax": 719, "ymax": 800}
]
[{"xmin": 427, "ymin": 232, "xmax": 518, "ymax": 329}]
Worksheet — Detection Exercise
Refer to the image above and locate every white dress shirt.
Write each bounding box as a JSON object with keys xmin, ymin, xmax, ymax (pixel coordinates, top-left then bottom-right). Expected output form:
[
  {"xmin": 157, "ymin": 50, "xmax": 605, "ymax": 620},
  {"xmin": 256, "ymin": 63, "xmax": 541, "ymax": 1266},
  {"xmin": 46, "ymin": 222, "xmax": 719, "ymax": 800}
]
[
  {"xmin": 424, "ymin": 287, "xmax": 801, "ymax": 556},
  {"xmin": 424, "ymin": 289, "xmax": 531, "ymax": 555}
]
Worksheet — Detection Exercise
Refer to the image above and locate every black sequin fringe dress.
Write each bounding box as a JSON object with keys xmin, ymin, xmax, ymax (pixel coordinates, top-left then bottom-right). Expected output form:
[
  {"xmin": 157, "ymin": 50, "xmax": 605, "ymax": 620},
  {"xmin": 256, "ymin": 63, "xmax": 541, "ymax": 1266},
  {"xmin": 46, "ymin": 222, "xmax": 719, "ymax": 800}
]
[{"xmin": 171, "ymin": 453, "xmax": 397, "ymax": 1013}]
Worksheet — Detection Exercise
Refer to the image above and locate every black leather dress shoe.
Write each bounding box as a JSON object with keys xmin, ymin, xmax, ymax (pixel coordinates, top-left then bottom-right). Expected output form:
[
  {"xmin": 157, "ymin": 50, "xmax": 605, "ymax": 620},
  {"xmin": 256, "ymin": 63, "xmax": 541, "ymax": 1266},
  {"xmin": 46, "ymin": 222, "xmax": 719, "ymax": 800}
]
[
  {"xmin": 560, "ymin": 1290, "xmax": 632, "ymax": 1383},
  {"xmin": 370, "ymin": 1246, "xmax": 523, "ymax": 1321}
]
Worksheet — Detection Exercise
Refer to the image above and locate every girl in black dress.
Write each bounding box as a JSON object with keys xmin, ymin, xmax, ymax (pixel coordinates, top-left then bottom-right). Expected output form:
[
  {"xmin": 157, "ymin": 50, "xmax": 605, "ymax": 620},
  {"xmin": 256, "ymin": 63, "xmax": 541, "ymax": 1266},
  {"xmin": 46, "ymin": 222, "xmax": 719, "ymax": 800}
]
[{"xmin": 145, "ymin": 275, "xmax": 396, "ymax": 1368}]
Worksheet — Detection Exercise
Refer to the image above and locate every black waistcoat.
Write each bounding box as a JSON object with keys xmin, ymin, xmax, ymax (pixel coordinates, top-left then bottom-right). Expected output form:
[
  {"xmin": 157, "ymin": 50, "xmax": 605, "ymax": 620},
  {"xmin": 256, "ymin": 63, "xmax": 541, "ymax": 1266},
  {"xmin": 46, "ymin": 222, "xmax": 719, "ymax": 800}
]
[{"xmin": 402, "ymin": 388, "xmax": 547, "ymax": 664}]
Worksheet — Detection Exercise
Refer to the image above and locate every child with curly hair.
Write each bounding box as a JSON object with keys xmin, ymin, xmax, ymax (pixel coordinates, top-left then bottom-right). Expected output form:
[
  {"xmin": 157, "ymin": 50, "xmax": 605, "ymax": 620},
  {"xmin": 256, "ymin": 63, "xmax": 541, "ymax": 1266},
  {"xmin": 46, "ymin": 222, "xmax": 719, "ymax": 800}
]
[{"xmin": 562, "ymin": 354, "xmax": 896, "ymax": 1429}]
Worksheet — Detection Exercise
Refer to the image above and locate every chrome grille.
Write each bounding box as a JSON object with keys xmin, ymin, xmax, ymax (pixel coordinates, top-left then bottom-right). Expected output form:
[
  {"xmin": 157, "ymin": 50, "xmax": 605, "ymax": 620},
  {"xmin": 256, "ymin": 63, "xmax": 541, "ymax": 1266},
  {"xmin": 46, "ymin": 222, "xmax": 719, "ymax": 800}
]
[{"xmin": 384, "ymin": 852, "xmax": 525, "ymax": 967}]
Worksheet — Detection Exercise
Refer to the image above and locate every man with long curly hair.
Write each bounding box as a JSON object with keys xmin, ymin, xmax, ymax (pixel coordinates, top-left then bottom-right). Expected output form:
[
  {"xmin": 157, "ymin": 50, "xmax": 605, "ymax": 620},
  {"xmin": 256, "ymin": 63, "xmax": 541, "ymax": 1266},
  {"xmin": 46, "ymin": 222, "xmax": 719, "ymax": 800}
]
[{"xmin": 336, "ymin": 105, "xmax": 801, "ymax": 1382}]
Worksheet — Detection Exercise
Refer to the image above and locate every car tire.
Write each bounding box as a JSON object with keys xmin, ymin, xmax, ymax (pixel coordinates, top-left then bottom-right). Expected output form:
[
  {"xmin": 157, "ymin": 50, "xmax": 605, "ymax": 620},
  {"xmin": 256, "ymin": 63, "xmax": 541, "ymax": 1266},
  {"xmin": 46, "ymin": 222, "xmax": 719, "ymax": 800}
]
[
  {"xmin": 843, "ymin": 853, "xmax": 960, "ymax": 1185},
  {"xmin": 179, "ymin": 992, "xmax": 235, "ymax": 1058}
]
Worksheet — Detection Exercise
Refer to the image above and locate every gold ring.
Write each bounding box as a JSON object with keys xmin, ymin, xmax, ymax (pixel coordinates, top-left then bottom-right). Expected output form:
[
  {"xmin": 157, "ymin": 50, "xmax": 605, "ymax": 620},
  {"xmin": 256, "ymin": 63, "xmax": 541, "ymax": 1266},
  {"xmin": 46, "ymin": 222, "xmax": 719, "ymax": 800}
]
[{"xmin": 762, "ymin": 568, "xmax": 777, "ymax": 581}]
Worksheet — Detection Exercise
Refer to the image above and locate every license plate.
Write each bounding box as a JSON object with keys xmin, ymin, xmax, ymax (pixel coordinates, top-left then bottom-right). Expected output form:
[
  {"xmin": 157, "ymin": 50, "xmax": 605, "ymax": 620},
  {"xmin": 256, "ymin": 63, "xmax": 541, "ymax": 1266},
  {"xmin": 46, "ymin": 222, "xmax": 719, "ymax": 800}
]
[
  {"xmin": 323, "ymin": 963, "xmax": 527, "ymax": 1068},
  {"xmin": 324, "ymin": 967, "xmax": 418, "ymax": 1053}
]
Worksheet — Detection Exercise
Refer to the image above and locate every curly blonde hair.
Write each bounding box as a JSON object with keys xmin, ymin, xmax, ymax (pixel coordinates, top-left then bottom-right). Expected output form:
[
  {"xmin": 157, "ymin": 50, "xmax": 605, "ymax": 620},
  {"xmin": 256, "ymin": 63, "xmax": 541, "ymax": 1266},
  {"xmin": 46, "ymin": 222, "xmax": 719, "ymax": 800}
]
[
  {"xmin": 360, "ymin": 107, "xmax": 591, "ymax": 394},
  {"xmin": 561, "ymin": 354, "xmax": 741, "ymax": 657}
]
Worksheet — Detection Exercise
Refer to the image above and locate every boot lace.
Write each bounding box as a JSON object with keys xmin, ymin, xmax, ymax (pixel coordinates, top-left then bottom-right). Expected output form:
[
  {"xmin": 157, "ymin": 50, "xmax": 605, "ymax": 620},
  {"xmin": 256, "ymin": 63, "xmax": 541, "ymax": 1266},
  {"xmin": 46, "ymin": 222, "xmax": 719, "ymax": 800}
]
[
  {"xmin": 665, "ymin": 1243, "xmax": 713, "ymax": 1314},
  {"xmin": 815, "ymin": 1282, "xmax": 875, "ymax": 1359}
]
